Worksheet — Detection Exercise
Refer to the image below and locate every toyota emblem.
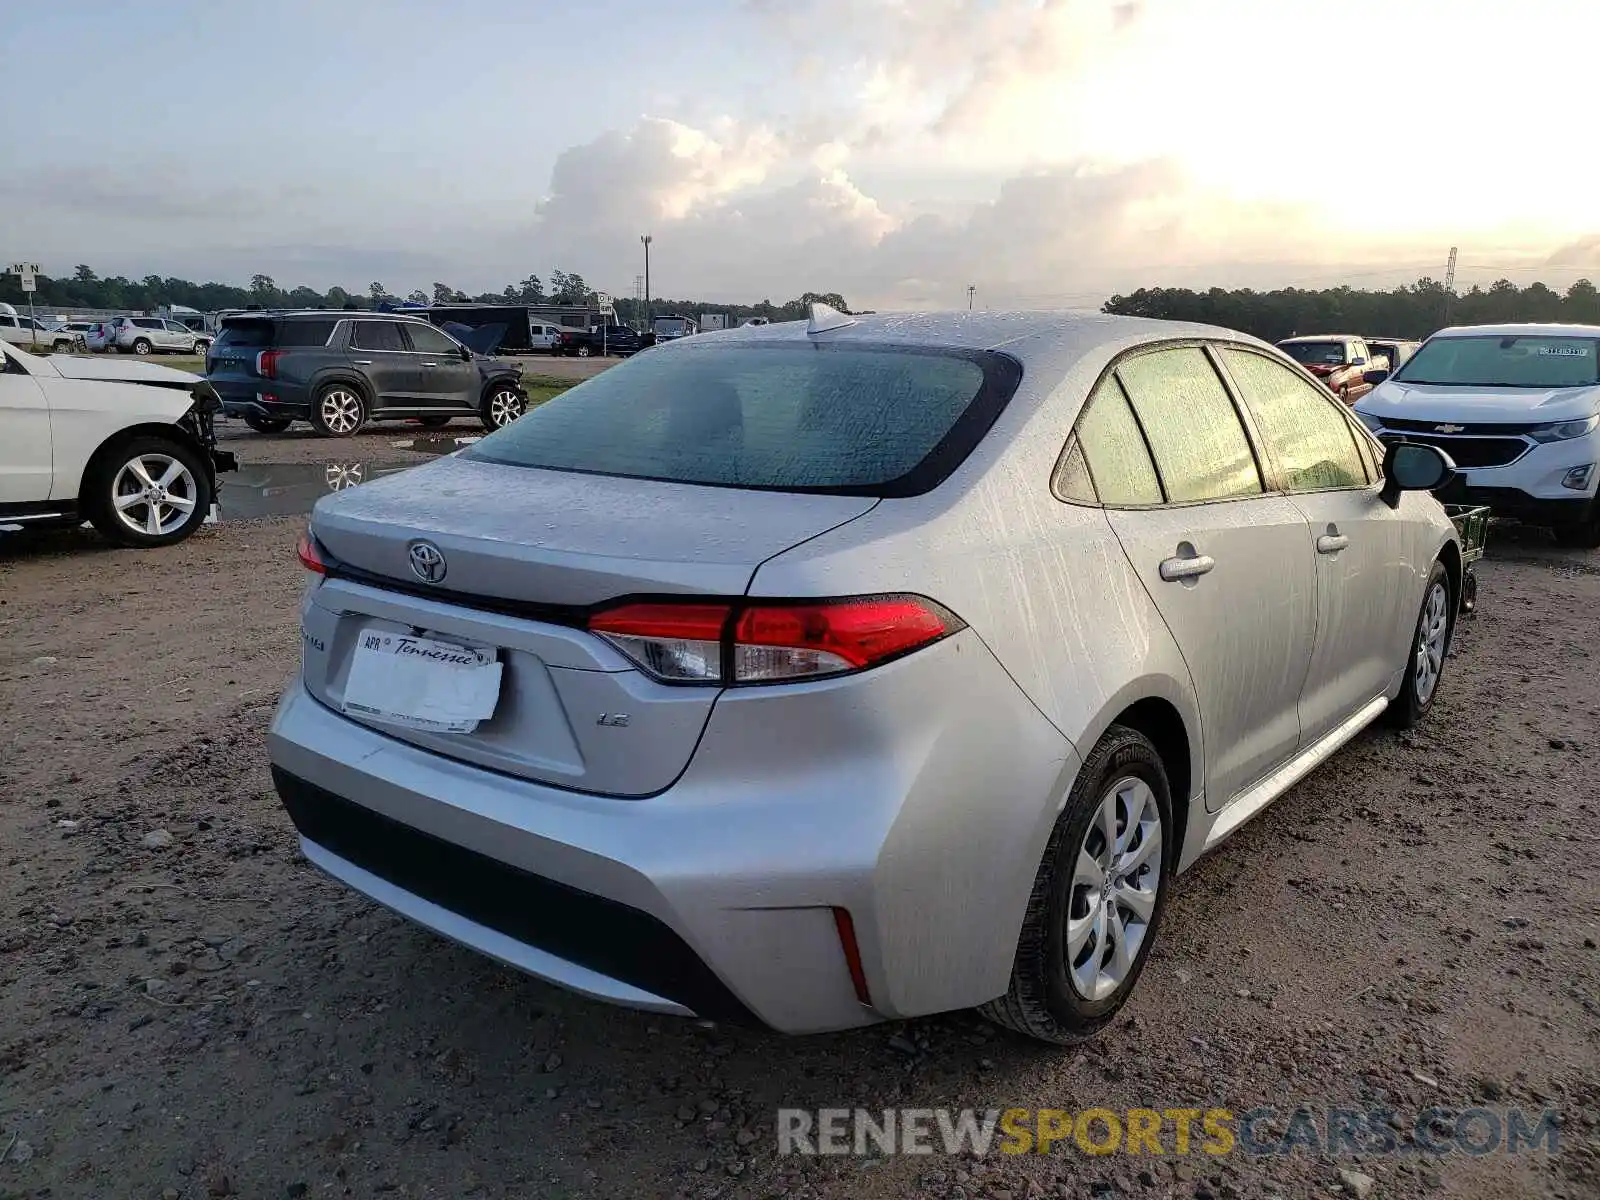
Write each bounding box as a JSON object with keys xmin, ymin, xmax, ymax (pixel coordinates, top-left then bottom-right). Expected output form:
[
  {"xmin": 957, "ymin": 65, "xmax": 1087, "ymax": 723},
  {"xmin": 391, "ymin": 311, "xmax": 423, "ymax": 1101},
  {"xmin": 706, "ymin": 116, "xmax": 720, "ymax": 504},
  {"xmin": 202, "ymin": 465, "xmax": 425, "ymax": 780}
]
[{"xmin": 407, "ymin": 540, "xmax": 447, "ymax": 584}]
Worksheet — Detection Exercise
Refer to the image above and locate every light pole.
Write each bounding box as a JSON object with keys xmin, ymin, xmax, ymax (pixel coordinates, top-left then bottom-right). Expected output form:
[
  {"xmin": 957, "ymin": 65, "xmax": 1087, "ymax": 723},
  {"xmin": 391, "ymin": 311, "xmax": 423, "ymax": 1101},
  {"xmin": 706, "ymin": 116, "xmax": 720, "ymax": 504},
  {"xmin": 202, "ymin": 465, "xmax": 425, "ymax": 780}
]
[
  {"xmin": 967, "ymin": 284, "xmax": 975, "ymax": 311},
  {"xmin": 641, "ymin": 235, "xmax": 652, "ymax": 333}
]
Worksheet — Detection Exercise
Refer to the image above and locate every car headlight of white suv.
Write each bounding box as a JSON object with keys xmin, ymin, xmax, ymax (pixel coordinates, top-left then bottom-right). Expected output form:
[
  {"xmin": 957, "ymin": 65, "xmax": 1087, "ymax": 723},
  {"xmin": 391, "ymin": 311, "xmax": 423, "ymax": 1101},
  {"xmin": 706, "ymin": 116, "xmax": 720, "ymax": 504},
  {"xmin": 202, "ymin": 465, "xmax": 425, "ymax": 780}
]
[{"xmin": 1527, "ymin": 413, "xmax": 1600, "ymax": 443}]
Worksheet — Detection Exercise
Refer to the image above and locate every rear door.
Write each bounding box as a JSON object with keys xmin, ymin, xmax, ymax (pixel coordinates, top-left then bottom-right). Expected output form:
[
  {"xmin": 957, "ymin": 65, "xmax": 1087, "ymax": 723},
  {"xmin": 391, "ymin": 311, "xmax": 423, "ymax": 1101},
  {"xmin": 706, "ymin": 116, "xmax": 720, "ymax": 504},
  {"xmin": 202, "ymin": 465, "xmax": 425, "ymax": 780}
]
[
  {"xmin": 1093, "ymin": 345, "xmax": 1316, "ymax": 809},
  {"xmin": 0, "ymin": 348, "xmax": 53, "ymax": 502},
  {"xmin": 402, "ymin": 321, "xmax": 478, "ymax": 410},
  {"xmin": 1216, "ymin": 346, "xmax": 1412, "ymax": 744},
  {"xmin": 346, "ymin": 319, "xmax": 415, "ymax": 408}
]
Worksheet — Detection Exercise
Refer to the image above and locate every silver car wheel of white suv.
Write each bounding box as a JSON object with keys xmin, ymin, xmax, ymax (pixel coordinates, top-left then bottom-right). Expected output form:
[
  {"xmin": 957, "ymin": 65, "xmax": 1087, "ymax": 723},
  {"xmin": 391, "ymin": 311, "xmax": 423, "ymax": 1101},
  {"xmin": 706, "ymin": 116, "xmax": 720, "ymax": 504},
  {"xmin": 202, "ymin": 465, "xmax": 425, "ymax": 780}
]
[{"xmin": 111, "ymin": 452, "xmax": 200, "ymax": 538}]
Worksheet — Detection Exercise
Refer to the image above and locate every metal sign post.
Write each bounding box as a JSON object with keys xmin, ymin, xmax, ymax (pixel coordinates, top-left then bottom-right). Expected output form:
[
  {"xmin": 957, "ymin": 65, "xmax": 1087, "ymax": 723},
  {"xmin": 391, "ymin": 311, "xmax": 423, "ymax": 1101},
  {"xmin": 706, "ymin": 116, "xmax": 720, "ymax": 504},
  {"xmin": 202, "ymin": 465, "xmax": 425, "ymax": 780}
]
[
  {"xmin": 9, "ymin": 263, "xmax": 41, "ymax": 347},
  {"xmin": 595, "ymin": 292, "xmax": 613, "ymax": 356}
]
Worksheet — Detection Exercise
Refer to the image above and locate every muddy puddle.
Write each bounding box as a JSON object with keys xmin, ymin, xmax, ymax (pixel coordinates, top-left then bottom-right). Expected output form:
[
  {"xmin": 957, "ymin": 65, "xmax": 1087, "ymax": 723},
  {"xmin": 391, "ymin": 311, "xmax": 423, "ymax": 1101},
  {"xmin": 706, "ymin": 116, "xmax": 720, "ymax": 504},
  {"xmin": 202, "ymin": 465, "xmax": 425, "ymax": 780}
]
[{"xmin": 219, "ymin": 461, "xmax": 416, "ymax": 520}]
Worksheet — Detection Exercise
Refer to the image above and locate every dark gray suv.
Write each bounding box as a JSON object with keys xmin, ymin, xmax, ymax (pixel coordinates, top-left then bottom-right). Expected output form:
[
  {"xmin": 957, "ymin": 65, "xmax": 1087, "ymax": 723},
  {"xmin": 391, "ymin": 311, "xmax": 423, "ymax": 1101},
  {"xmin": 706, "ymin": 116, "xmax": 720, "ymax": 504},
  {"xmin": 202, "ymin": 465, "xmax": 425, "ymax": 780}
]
[{"xmin": 206, "ymin": 312, "xmax": 527, "ymax": 437}]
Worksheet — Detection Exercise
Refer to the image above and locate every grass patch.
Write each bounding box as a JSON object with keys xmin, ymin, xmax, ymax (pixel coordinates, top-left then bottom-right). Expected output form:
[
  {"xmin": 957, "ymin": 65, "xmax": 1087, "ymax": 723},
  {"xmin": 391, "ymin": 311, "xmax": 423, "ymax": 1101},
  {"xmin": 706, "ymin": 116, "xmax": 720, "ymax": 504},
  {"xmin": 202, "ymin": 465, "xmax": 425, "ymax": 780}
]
[{"xmin": 524, "ymin": 384, "xmax": 568, "ymax": 410}]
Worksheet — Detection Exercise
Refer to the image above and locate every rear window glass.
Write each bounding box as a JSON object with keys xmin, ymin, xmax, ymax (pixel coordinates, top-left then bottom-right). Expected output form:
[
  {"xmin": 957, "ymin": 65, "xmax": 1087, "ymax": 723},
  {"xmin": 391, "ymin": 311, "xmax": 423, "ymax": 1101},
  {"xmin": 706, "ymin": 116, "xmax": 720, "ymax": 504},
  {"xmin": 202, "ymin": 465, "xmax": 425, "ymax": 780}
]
[
  {"xmin": 214, "ymin": 320, "xmax": 273, "ymax": 349},
  {"xmin": 466, "ymin": 343, "xmax": 1019, "ymax": 496},
  {"xmin": 276, "ymin": 319, "xmax": 338, "ymax": 348},
  {"xmin": 1395, "ymin": 334, "xmax": 1600, "ymax": 388}
]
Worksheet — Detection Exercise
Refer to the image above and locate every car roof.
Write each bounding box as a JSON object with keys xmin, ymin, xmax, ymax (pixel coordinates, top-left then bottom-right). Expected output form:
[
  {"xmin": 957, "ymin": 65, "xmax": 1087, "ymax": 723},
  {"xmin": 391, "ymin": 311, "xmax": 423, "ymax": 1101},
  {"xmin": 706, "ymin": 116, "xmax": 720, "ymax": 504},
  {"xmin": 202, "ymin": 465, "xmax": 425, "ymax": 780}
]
[
  {"xmin": 690, "ymin": 310, "xmax": 1278, "ymax": 369},
  {"xmin": 1278, "ymin": 334, "xmax": 1357, "ymax": 343},
  {"xmin": 1429, "ymin": 322, "xmax": 1600, "ymax": 339},
  {"xmin": 226, "ymin": 310, "xmax": 427, "ymax": 323}
]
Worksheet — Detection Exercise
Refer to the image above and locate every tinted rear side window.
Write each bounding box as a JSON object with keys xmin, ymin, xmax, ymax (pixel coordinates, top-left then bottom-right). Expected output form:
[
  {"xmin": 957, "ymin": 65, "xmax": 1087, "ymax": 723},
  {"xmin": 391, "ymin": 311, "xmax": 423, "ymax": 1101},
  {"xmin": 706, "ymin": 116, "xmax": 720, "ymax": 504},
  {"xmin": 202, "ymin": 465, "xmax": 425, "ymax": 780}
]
[
  {"xmin": 214, "ymin": 320, "xmax": 273, "ymax": 350},
  {"xmin": 466, "ymin": 343, "xmax": 1021, "ymax": 496},
  {"xmin": 350, "ymin": 321, "xmax": 405, "ymax": 352},
  {"xmin": 275, "ymin": 319, "xmax": 338, "ymax": 348}
]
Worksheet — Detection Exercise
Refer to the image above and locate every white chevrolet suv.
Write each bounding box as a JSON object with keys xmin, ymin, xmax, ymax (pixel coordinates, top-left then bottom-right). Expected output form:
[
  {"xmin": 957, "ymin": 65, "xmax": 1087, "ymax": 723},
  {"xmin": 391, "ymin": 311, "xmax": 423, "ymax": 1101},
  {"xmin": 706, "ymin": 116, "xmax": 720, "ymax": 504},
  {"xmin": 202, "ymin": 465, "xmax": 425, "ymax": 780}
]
[
  {"xmin": 1354, "ymin": 323, "xmax": 1600, "ymax": 547},
  {"xmin": 0, "ymin": 340, "xmax": 237, "ymax": 546}
]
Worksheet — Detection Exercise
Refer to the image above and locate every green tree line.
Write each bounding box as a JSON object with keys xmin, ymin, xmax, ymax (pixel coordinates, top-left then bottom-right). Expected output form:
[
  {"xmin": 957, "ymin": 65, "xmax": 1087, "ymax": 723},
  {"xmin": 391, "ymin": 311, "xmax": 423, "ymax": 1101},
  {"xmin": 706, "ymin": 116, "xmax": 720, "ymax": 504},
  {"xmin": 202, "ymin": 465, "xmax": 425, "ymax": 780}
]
[
  {"xmin": 0, "ymin": 265, "xmax": 607, "ymax": 313},
  {"xmin": 1103, "ymin": 277, "xmax": 1600, "ymax": 342},
  {"xmin": 0, "ymin": 265, "xmax": 854, "ymax": 326}
]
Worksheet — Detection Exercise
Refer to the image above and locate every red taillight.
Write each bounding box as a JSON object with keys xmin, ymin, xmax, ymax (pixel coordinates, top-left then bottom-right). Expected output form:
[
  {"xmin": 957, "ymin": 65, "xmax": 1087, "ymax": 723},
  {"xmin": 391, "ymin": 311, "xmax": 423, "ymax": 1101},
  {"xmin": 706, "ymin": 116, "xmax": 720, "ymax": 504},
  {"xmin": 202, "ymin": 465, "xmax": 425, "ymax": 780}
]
[
  {"xmin": 256, "ymin": 349, "xmax": 283, "ymax": 379},
  {"xmin": 585, "ymin": 594, "xmax": 960, "ymax": 685},
  {"xmin": 832, "ymin": 908, "xmax": 872, "ymax": 1006},
  {"xmin": 296, "ymin": 532, "xmax": 327, "ymax": 575}
]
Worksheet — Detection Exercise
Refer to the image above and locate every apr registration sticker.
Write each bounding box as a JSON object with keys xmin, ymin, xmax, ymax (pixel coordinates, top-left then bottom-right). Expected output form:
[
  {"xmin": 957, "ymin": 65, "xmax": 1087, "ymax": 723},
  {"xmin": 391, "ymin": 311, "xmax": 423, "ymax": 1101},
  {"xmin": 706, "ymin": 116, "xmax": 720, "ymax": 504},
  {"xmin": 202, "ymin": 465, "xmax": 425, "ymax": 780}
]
[{"xmin": 1537, "ymin": 345, "xmax": 1590, "ymax": 356}]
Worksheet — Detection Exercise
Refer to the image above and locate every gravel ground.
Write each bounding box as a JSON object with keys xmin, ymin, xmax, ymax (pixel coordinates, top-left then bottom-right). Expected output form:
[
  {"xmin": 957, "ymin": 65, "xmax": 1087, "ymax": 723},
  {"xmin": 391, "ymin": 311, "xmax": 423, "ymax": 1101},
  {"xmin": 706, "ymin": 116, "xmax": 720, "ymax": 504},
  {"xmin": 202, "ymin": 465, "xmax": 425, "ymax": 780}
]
[{"xmin": 1, "ymin": 518, "xmax": 1596, "ymax": 1200}]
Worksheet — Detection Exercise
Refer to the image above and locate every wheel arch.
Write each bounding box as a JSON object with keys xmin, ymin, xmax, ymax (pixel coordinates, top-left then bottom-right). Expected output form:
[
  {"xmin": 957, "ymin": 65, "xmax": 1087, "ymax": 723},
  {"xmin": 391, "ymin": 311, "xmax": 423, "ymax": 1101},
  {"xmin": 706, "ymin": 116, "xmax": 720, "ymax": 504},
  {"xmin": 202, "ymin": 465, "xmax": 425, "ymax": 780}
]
[
  {"xmin": 1437, "ymin": 537, "xmax": 1462, "ymax": 613},
  {"xmin": 1067, "ymin": 677, "xmax": 1201, "ymax": 873},
  {"xmin": 310, "ymin": 369, "xmax": 375, "ymax": 404},
  {"xmin": 72, "ymin": 421, "xmax": 209, "ymax": 504},
  {"xmin": 479, "ymin": 373, "xmax": 526, "ymax": 406}
]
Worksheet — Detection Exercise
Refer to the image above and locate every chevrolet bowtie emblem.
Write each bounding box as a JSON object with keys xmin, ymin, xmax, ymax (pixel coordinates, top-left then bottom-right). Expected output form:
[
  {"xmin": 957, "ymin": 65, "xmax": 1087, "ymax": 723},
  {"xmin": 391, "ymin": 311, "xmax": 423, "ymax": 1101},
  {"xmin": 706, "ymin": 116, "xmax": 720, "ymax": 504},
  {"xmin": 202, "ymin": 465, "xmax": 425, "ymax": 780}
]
[{"xmin": 1433, "ymin": 424, "xmax": 1466, "ymax": 434}]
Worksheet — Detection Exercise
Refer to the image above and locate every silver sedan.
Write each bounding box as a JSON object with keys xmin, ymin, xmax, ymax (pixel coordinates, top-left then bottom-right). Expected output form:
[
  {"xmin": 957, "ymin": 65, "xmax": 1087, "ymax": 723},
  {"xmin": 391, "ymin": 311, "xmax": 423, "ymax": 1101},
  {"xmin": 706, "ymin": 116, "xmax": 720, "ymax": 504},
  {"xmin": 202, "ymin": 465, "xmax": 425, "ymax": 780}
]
[{"xmin": 268, "ymin": 308, "xmax": 1462, "ymax": 1042}]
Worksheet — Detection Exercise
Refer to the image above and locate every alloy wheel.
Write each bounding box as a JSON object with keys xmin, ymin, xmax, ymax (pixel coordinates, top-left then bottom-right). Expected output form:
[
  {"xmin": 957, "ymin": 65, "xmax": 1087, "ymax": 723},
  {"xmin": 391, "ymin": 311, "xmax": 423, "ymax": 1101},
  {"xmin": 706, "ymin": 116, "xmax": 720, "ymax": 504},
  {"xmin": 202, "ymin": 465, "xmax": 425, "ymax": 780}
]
[
  {"xmin": 488, "ymin": 389, "xmax": 523, "ymax": 429},
  {"xmin": 1067, "ymin": 776, "xmax": 1164, "ymax": 1001},
  {"xmin": 111, "ymin": 453, "xmax": 199, "ymax": 537},
  {"xmin": 1413, "ymin": 580, "xmax": 1449, "ymax": 705},
  {"xmin": 319, "ymin": 390, "xmax": 363, "ymax": 435}
]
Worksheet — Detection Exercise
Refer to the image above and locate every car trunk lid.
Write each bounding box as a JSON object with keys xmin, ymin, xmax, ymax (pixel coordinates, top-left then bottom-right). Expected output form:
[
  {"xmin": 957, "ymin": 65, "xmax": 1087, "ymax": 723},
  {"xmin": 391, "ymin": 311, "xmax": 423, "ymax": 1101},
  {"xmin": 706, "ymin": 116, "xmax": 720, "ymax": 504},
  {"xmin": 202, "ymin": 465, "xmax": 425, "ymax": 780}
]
[{"xmin": 301, "ymin": 453, "xmax": 877, "ymax": 794}]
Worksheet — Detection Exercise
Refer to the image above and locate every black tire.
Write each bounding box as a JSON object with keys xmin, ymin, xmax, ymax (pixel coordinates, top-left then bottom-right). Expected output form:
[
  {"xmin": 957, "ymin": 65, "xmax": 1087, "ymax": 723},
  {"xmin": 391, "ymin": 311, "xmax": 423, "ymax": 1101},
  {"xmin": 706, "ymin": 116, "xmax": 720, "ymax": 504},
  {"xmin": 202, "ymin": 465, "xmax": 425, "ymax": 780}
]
[
  {"xmin": 52, "ymin": 340, "xmax": 73, "ymax": 354},
  {"xmin": 310, "ymin": 383, "xmax": 368, "ymax": 438},
  {"xmin": 84, "ymin": 435, "xmax": 212, "ymax": 549},
  {"xmin": 980, "ymin": 725, "xmax": 1174, "ymax": 1044},
  {"xmin": 575, "ymin": 344, "xmax": 592, "ymax": 358},
  {"xmin": 416, "ymin": 415, "xmax": 453, "ymax": 429},
  {"xmin": 243, "ymin": 414, "xmax": 292, "ymax": 434},
  {"xmin": 480, "ymin": 384, "xmax": 525, "ymax": 432},
  {"xmin": 1384, "ymin": 559, "xmax": 1452, "ymax": 729},
  {"xmin": 132, "ymin": 338, "xmax": 152, "ymax": 356}
]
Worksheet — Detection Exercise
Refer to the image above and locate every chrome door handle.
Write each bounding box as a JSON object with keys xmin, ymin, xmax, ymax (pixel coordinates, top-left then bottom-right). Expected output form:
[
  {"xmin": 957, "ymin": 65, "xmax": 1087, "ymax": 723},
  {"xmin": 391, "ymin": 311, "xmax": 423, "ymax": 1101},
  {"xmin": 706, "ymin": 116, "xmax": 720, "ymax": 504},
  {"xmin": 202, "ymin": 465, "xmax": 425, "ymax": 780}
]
[
  {"xmin": 1159, "ymin": 554, "xmax": 1215, "ymax": 581},
  {"xmin": 351, "ymin": 359, "xmax": 373, "ymax": 364},
  {"xmin": 1316, "ymin": 534, "xmax": 1350, "ymax": 554},
  {"xmin": 421, "ymin": 361, "xmax": 438, "ymax": 366}
]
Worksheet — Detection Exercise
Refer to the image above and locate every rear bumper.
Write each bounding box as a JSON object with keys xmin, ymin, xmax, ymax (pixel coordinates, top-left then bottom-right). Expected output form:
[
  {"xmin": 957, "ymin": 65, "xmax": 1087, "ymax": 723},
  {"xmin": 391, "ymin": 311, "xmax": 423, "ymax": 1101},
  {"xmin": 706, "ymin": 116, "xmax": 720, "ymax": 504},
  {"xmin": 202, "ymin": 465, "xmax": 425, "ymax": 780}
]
[
  {"xmin": 267, "ymin": 631, "xmax": 1079, "ymax": 1033},
  {"xmin": 214, "ymin": 381, "xmax": 312, "ymax": 421}
]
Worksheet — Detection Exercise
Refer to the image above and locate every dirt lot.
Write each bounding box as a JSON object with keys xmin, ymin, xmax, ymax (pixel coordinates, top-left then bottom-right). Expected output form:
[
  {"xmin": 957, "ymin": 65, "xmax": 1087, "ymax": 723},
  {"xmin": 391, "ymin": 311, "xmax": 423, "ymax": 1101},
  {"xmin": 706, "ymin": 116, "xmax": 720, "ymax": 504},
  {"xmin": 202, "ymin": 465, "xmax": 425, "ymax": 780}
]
[{"xmin": 1, "ymin": 515, "xmax": 1596, "ymax": 1200}]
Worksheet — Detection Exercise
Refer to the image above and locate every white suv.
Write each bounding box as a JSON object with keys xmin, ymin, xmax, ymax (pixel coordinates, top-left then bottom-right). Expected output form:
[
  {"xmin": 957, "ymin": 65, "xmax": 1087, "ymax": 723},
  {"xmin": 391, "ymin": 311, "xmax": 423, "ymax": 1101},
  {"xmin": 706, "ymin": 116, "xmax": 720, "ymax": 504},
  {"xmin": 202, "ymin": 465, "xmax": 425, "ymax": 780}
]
[
  {"xmin": 1355, "ymin": 323, "xmax": 1600, "ymax": 547},
  {"xmin": 0, "ymin": 341, "xmax": 237, "ymax": 546}
]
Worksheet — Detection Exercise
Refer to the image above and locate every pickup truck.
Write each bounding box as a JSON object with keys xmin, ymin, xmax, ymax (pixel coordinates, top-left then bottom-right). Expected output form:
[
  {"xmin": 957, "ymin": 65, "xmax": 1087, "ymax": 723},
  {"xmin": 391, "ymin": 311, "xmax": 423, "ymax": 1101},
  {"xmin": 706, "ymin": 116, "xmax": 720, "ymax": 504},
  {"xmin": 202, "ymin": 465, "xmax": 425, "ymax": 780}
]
[{"xmin": 558, "ymin": 324, "xmax": 649, "ymax": 358}]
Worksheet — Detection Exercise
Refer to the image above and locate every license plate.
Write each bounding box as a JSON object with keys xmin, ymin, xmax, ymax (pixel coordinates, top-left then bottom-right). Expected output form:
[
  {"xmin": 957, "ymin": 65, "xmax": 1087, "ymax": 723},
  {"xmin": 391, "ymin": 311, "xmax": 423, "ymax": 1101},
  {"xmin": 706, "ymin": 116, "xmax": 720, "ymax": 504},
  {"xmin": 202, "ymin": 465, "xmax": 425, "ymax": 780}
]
[{"xmin": 341, "ymin": 631, "xmax": 502, "ymax": 734}]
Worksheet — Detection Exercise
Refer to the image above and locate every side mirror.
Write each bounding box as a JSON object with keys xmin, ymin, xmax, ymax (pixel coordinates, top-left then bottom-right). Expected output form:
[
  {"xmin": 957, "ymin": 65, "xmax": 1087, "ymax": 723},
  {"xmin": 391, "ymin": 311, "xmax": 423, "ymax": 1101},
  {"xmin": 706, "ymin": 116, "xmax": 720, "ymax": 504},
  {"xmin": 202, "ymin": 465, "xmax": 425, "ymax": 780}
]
[
  {"xmin": 1380, "ymin": 441, "xmax": 1455, "ymax": 508},
  {"xmin": 1363, "ymin": 369, "xmax": 1390, "ymax": 386},
  {"xmin": 459, "ymin": 344, "xmax": 472, "ymax": 361}
]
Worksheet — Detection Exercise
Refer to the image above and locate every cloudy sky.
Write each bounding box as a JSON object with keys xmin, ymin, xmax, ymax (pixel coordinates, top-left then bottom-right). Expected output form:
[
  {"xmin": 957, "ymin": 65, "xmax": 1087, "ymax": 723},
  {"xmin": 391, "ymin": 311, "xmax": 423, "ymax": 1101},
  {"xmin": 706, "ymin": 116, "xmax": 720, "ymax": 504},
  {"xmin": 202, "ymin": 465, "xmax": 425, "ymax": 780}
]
[{"xmin": 6, "ymin": 0, "xmax": 1598, "ymax": 308}]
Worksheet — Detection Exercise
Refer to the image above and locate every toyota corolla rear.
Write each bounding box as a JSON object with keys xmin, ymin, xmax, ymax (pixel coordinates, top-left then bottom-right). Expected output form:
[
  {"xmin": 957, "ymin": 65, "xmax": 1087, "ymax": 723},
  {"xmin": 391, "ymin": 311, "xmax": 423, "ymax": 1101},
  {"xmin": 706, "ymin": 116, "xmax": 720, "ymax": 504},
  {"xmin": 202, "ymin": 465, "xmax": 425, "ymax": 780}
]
[{"xmin": 267, "ymin": 335, "xmax": 1077, "ymax": 1032}]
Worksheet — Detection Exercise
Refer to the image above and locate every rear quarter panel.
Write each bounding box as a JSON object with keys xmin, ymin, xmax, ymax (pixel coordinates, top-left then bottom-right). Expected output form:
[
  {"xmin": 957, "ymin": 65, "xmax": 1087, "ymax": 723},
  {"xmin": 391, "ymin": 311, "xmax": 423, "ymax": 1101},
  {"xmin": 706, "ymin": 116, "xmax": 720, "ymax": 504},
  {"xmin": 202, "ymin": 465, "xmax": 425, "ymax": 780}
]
[{"xmin": 746, "ymin": 340, "xmax": 1203, "ymax": 995}]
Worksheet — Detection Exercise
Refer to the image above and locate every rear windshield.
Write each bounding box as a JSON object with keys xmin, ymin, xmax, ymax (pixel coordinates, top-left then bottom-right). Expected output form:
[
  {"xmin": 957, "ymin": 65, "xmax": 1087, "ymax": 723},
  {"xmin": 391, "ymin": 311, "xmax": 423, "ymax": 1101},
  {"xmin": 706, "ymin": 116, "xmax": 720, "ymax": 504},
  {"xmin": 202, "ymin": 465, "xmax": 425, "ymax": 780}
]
[
  {"xmin": 1395, "ymin": 334, "xmax": 1600, "ymax": 388},
  {"xmin": 465, "ymin": 342, "xmax": 1021, "ymax": 496},
  {"xmin": 1279, "ymin": 341, "xmax": 1347, "ymax": 366},
  {"xmin": 216, "ymin": 318, "xmax": 337, "ymax": 350},
  {"xmin": 214, "ymin": 320, "xmax": 273, "ymax": 350}
]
